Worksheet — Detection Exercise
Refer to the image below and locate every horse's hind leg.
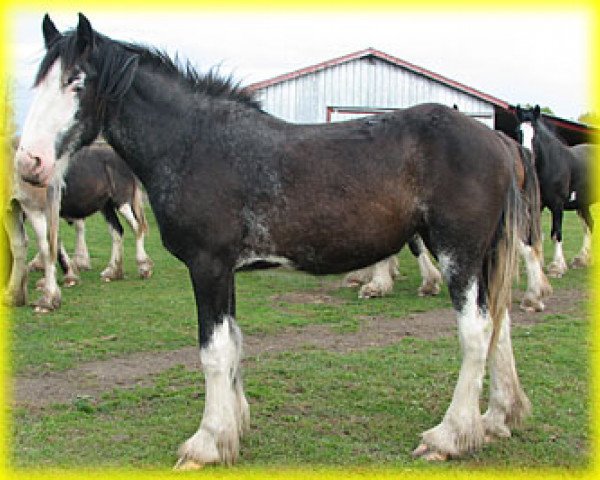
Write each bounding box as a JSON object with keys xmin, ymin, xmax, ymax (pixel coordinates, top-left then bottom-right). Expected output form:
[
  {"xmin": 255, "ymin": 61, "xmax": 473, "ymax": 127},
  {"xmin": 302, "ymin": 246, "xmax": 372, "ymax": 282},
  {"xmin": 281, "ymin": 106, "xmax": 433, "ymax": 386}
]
[
  {"xmin": 547, "ymin": 207, "xmax": 568, "ymax": 277},
  {"xmin": 413, "ymin": 258, "xmax": 488, "ymax": 460},
  {"xmin": 518, "ymin": 240, "xmax": 551, "ymax": 312},
  {"xmin": 342, "ymin": 263, "xmax": 375, "ymax": 289},
  {"xmin": 411, "ymin": 236, "xmax": 442, "ymax": 297},
  {"xmin": 100, "ymin": 206, "xmax": 125, "ymax": 282},
  {"xmin": 58, "ymin": 240, "xmax": 80, "ymax": 287},
  {"xmin": 72, "ymin": 219, "xmax": 91, "ymax": 271},
  {"xmin": 3, "ymin": 201, "xmax": 28, "ymax": 307},
  {"xmin": 571, "ymin": 207, "xmax": 593, "ymax": 268},
  {"xmin": 357, "ymin": 256, "xmax": 399, "ymax": 298},
  {"xmin": 482, "ymin": 309, "xmax": 531, "ymax": 440},
  {"xmin": 118, "ymin": 202, "xmax": 153, "ymax": 279}
]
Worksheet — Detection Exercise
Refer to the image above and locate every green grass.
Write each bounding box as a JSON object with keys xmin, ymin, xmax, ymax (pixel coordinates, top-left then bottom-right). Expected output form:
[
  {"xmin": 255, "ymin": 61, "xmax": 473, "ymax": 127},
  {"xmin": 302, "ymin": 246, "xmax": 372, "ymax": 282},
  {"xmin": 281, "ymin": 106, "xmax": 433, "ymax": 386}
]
[
  {"xmin": 6, "ymin": 206, "xmax": 593, "ymax": 469},
  {"xmin": 11, "ymin": 305, "xmax": 589, "ymax": 469}
]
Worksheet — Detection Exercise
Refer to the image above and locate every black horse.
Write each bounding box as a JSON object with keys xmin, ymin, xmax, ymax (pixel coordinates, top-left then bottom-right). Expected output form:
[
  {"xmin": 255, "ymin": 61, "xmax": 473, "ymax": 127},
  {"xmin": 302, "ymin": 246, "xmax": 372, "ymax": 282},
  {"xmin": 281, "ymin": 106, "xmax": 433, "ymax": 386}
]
[
  {"xmin": 16, "ymin": 14, "xmax": 536, "ymax": 466},
  {"xmin": 516, "ymin": 105, "xmax": 597, "ymax": 277}
]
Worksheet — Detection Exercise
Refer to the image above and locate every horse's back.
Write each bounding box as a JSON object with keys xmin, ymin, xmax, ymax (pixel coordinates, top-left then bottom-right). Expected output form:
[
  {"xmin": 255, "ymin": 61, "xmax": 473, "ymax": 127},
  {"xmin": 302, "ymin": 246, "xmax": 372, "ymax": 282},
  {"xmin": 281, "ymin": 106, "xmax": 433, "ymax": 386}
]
[{"xmin": 262, "ymin": 103, "xmax": 514, "ymax": 273}]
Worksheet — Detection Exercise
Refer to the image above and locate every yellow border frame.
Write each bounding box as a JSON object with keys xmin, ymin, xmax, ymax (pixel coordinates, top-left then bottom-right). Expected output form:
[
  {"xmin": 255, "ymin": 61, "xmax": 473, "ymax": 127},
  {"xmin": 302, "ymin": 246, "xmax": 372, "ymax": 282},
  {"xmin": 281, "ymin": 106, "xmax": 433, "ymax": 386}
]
[{"xmin": 1, "ymin": 1, "xmax": 598, "ymax": 479}]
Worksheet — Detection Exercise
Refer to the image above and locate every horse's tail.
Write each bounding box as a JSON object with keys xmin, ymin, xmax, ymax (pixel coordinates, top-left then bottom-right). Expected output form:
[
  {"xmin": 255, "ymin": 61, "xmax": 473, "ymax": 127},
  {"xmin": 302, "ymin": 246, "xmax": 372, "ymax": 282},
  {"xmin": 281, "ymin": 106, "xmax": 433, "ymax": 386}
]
[
  {"xmin": 519, "ymin": 146, "xmax": 542, "ymax": 257},
  {"xmin": 131, "ymin": 179, "xmax": 148, "ymax": 236},
  {"xmin": 486, "ymin": 169, "xmax": 524, "ymax": 352}
]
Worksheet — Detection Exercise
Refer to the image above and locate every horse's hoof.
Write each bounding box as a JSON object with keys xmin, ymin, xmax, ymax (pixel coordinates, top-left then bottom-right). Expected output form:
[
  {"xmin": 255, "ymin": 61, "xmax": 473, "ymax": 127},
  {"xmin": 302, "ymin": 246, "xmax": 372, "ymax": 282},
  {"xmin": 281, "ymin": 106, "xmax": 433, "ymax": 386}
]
[
  {"xmin": 74, "ymin": 256, "xmax": 92, "ymax": 271},
  {"xmin": 418, "ymin": 281, "xmax": 441, "ymax": 297},
  {"xmin": 547, "ymin": 262, "xmax": 566, "ymax": 278},
  {"xmin": 63, "ymin": 276, "xmax": 79, "ymax": 288},
  {"xmin": 570, "ymin": 256, "xmax": 590, "ymax": 269},
  {"xmin": 173, "ymin": 458, "xmax": 204, "ymax": 470},
  {"xmin": 520, "ymin": 294, "xmax": 544, "ymax": 313},
  {"xmin": 412, "ymin": 443, "xmax": 449, "ymax": 461},
  {"xmin": 33, "ymin": 291, "xmax": 61, "ymax": 313},
  {"xmin": 35, "ymin": 278, "xmax": 46, "ymax": 291},
  {"xmin": 100, "ymin": 268, "xmax": 124, "ymax": 282}
]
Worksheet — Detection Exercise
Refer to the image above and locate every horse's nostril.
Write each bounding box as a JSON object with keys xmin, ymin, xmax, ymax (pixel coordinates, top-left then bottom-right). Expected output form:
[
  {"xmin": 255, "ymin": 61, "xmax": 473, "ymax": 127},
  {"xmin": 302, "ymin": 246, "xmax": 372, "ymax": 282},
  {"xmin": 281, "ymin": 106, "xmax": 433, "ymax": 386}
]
[{"xmin": 33, "ymin": 156, "xmax": 42, "ymax": 168}]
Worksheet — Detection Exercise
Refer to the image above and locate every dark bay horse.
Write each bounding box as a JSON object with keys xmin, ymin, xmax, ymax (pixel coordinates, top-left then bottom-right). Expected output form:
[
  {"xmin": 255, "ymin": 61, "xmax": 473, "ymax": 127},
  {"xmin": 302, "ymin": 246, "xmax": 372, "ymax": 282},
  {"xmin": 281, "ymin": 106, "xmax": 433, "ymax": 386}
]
[
  {"xmin": 5, "ymin": 142, "xmax": 152, "ymax": 312},
  {"xmin": 516, "ymin": 105, "xmax": 597, "ymax": 277},
  {"xmin": 17, "ymin": 13, "xmax": 534, "ymax": 466}
]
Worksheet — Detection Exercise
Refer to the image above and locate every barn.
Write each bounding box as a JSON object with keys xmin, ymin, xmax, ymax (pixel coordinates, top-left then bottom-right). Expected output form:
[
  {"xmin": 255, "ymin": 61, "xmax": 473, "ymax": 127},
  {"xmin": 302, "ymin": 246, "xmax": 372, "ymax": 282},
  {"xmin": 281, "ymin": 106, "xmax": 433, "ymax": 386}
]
[{"xmin": 248, "ymin": 48, "xmax": 592, "ymax": 145}]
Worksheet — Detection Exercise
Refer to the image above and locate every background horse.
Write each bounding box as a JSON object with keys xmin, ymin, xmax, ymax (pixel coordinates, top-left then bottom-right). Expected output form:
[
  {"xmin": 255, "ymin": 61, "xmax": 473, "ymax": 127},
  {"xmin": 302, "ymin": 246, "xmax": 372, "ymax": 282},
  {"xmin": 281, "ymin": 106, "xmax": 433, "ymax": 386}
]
[
  {"xmin": 5, "ymin": 141, "xmax": 153, "ymax": 312},
  {"xmin": 16, "ymin": 13, "xmax": 533, "ymax": 466},
  {"xmin": 346, "ymin": 130, "xmax": 549, "ymax": 313},
  {"xmin": 516, "ymin": 105, "xmax": 597, "ymax": 277},
  {"xmin": 343, "ymin": 235, "xmax": 442, "ymax": 298}
]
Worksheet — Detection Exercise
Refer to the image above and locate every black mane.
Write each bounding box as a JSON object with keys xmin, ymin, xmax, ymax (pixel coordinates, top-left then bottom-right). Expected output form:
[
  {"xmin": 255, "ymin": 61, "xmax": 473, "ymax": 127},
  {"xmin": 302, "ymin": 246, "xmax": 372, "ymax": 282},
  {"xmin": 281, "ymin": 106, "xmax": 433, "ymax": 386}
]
[{"xmin": 35, "ymin": 28, "xmax": 261, "ymax": 109}]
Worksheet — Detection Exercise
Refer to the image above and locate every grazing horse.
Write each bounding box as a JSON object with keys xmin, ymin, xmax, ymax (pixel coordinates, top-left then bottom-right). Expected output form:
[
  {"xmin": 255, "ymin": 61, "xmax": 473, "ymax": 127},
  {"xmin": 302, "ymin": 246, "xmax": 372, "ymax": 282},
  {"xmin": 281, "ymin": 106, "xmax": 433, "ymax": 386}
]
[
  {"xmin": 17, "ymin": 13, "xmax": 534, "ymax": 466},
  {"xmin": 5, "ymin": 142, "xmax": 153, "ymax": 312},
  {"xmin": 516, "ymin": 105, "xmax": 597, "ymax": 277}
]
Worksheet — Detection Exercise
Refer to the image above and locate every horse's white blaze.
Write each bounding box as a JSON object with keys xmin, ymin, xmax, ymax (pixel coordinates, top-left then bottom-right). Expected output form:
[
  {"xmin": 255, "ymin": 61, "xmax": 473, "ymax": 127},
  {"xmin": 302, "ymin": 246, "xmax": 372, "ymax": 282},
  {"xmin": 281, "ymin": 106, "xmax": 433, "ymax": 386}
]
[
  {"xmin": 569, "ymin": 191, "xmax": 577, "ymax": 202},
  {"xmin": 179, "ymin": 316, "xmax": 246, "ymax": 465},
  {"xmin": 421, "ymin": 279, "xmax": 490, "ymax": 455},
  {"xmin": 520, "ymin": 122, "xmax": 534, "ymax": 151},
  {"xmin": 17, "ymin": 60, "xmax": 82, "ymax": 184}
]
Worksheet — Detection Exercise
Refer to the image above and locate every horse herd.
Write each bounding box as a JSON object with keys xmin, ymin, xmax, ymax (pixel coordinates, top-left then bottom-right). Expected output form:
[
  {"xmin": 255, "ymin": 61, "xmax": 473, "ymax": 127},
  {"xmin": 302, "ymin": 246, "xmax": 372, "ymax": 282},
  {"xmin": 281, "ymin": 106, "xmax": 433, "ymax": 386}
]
[{"xmin": 3, "ymin": 13, "xmax": 596, "ymax": 468}]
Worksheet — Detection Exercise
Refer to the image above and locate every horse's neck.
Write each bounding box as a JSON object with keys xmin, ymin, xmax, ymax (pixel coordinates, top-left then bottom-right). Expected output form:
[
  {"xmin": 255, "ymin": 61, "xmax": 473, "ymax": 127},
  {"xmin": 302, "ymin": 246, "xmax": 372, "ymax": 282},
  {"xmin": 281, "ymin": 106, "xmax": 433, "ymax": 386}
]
[{"xmin": 103, "ymin": 72, "xmax": 193, "ymax": 189}]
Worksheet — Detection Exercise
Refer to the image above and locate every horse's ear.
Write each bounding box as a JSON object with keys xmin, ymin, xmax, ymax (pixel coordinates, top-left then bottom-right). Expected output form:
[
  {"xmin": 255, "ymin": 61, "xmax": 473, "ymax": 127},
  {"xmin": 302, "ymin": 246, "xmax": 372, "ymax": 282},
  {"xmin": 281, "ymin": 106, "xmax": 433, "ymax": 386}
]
[
  {"xmin": 533, "ymin": 105, "xmax": 541, "ymax": 120},
  {"xmin": 76, "ymin": 13, "xmax": 94, "ymax": 55},
  {"xmin": 42, "ymin": 14, "xmax": 61, "ymax": 49},
  {"xmin": 516, "ymin": 105, "xmax": 523, "ymax": 121}
]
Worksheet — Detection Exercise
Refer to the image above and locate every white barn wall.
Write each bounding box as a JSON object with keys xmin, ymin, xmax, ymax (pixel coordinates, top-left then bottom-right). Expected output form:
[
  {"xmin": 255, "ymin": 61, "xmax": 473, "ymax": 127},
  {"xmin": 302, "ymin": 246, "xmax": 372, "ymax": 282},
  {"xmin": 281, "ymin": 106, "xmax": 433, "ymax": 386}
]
[{"xmin": 255, "ymin": 57, "xmax": 495, "ymax": 128}]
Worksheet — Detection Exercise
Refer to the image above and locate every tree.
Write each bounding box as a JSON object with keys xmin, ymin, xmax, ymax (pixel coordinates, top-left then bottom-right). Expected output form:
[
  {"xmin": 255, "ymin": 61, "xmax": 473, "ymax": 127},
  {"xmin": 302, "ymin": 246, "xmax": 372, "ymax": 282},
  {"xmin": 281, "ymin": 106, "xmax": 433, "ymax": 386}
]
[{"xmin": 577, "ymin": 112, "xmax": 599, "ymax": 127}]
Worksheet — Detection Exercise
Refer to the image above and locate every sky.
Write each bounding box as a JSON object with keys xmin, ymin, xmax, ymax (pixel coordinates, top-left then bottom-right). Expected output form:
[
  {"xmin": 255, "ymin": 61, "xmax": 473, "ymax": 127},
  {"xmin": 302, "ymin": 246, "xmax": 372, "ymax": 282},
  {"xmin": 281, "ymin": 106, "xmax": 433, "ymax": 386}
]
[{"xmin": 8, "ymin": 8, "xmax": 593, "ymax": 130}]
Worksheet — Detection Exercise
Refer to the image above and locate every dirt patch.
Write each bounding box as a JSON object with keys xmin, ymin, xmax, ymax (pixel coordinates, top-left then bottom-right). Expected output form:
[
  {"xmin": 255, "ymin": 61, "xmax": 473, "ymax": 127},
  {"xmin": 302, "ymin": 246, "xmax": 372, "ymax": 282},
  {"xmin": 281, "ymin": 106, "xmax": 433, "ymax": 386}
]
[
  {"xmin": 13, "ymin": 288, "xmax": 587, "ymax": 408},
  {"xmin": 270, "ymin": 292, "xmax": 345, "ymax": 305}
]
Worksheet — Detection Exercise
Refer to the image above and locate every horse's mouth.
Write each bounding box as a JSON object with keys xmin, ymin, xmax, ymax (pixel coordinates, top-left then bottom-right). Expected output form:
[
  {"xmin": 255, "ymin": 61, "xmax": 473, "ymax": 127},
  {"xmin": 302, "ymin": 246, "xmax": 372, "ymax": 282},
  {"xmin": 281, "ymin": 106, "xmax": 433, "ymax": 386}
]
[{"xmin": 20, "ymin": 174, "xmax": 47, "ymax": 188}]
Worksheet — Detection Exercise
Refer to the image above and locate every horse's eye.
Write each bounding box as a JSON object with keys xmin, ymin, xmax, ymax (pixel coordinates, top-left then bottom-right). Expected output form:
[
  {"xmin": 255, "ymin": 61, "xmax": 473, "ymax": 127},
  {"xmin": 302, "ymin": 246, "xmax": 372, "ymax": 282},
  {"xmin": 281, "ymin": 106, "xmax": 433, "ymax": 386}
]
[{"xmin": 64, "ymin": 70, "xmax": 84, "ymax": 91}]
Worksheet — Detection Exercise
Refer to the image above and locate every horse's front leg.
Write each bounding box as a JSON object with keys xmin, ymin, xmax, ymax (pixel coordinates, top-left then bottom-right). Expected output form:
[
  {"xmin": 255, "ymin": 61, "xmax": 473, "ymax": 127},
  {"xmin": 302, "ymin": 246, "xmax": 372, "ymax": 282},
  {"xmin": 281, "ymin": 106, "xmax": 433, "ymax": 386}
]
[
  {"xmin": 3, "ymin": 201, "xmax": 29, "ymax": 306},
  {"xmin": 175, "ymin": 256, "xmax": 248, "ymax": 469},
  {"xmin": 571, "ymin": 207, "xmax": 593, "ymax": 268},
  {"xmin": 28, "ymin": 209, "xmax": 61, "ymax": 312},
  {"xmin": 547, "ymin": 206, "xmax": 567, "ymax": 278},
  {"xmin": 72, "ymin": 219, "xmax": 91, "ymax": 271}
]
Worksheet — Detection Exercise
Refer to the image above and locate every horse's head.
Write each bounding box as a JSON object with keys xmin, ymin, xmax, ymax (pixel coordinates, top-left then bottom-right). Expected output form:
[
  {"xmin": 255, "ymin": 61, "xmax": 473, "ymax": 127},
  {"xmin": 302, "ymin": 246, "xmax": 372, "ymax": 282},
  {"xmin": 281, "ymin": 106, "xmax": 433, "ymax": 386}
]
[
  {"xmin": 515, "ymin": 104, "xmax": 541, "ymax": 152},
  {"xmin": 16, "ymin": 13, "xmax": 138, "ymax": 187}
]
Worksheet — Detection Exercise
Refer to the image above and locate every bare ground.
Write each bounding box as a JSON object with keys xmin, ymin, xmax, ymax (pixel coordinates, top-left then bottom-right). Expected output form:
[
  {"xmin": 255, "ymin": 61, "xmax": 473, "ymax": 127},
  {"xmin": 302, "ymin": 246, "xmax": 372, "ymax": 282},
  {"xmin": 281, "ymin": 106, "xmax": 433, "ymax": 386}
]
[{"xmin": 13, "ymin": 288, "xmax": 587, "ymax": 408}]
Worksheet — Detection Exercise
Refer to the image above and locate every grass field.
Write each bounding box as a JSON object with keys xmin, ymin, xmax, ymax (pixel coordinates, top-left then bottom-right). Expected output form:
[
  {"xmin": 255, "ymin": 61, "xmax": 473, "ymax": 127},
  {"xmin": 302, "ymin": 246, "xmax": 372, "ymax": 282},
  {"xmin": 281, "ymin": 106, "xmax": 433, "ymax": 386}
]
[{"xmin": 5, "ymin": 206, "xmax": 593, "ymax": 470}]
